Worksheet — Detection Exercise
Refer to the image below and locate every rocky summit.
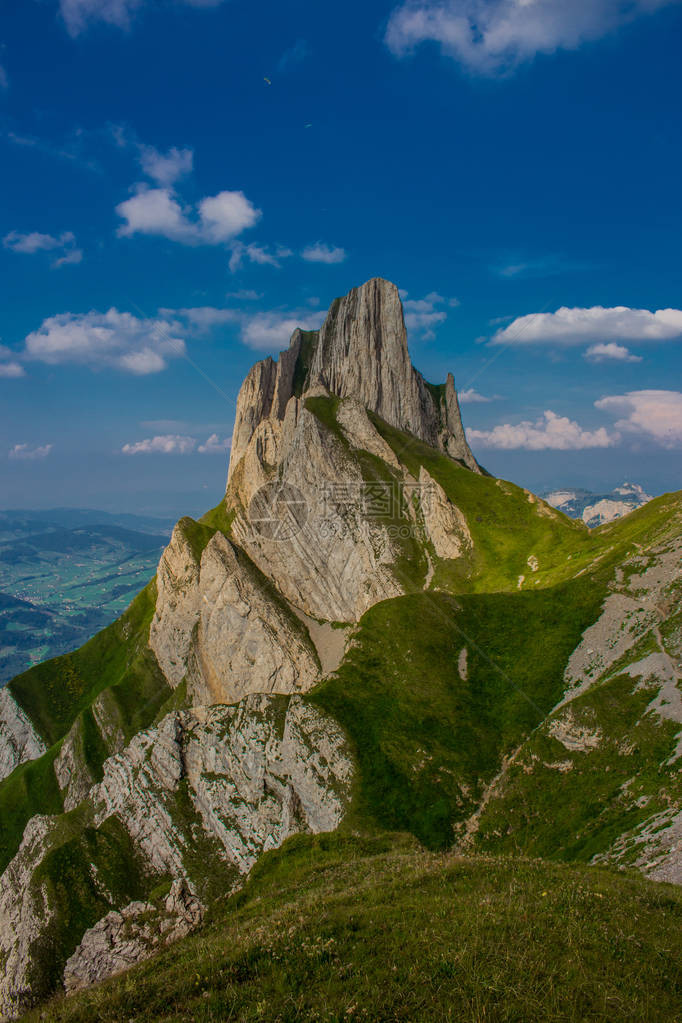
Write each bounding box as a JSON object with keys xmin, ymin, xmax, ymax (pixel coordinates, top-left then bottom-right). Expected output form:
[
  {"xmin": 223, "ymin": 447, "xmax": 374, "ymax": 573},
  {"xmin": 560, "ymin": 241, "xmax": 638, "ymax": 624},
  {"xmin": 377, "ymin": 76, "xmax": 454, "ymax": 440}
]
[{"xmin": 0, "ymin": 280, "xmax": 681, "ymax": 1022}]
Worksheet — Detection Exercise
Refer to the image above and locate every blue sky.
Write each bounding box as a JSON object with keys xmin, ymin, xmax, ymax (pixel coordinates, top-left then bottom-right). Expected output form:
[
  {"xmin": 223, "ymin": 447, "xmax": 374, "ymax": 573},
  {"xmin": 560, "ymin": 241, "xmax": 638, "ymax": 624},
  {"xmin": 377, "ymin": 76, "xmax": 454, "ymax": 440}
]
[{"xmin": 1, "ymin": 0, "xmax": 681, "ymax": 516}]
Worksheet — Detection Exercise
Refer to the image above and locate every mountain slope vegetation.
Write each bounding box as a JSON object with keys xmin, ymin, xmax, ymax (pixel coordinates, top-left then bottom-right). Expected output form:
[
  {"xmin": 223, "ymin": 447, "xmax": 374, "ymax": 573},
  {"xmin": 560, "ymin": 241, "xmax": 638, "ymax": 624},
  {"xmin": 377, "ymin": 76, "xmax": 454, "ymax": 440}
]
[
  {"xmin": 22, "ymin": 833, "xmax": 682, "ymax": 1023},
  {"xmin": 0, "ymin": 279, "xmax": 680, "ymax": 1021}
]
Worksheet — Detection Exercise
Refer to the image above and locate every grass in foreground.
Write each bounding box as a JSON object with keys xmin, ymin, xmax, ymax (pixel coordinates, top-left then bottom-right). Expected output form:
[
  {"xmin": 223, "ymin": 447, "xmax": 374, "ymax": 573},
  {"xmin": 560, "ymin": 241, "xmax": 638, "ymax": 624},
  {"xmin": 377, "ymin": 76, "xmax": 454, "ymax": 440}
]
[{"xmin": 23, "ymin": 832, "xmax": 682, "ymax": 1023}]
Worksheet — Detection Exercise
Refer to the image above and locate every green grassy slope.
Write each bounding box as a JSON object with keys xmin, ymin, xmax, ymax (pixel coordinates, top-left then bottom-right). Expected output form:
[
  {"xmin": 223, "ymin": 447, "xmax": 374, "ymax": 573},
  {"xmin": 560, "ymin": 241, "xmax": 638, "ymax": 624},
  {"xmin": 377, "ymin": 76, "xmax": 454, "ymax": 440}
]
[
  {"xmin": 23, "ymin": 832, "xmax": 682, "ymax": 1023},
  {"xmin": 310, "ymin": 581, "xmax": 604, "ymax": 849},
  {"xmin": 2, "ymin": 395, "xmax": 680, "ymax": 1021},
  {"xmin": 0, "ymin": 581, "xmax": 170, "ymax": 872},
  {"xmin": 8, "ymin": 581, "xmax": 165, "ymax": 748},
  {"xmin": 304, "ymin": 400, "xmax": 681, "ymax": 854}
]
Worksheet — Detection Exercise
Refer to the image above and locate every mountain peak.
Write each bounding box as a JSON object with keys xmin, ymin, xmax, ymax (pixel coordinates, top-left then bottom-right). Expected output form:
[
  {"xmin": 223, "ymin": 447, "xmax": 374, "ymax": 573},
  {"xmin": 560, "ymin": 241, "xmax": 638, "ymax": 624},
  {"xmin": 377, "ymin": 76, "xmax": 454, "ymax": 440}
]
[{"xmin": 227, "ymin": 279, "xmax": 479, "ymax": 480}]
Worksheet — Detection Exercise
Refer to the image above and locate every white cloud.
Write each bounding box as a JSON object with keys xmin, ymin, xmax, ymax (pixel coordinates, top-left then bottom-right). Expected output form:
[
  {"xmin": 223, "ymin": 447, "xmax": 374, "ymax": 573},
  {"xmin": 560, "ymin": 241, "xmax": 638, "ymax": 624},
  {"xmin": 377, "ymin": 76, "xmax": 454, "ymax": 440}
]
[
  {"xmin": 4, "ymin": 230, "xmax": 83, "ymax": 269},
  {"xmin": 468, "ymin": 410, "xmax": 619, "ymax": 450},
  {"xmin": 198, "ymin": 433, "xmax": 231, "ymax": 454},
  {"xmin": 585, "ymin": 342, "xmax": 642, "ymax": 363},
  {"xmin": 59, "ymin": 0, "xmax": 226, "ymax": 37},
  {"xmin": 198, "ymin": 191, "xmax": 261, "ymax": 243},
  {"xmin": 60, "ymin": 0, "xmax": 143, "ymax": 35},
  {"xmin": 116, "ymin": 186, "xmax": 261, "ymax": 245},
  {"xmin": 0, "ymin": 346, "xmax": 25, "ymax": 378},
  {"xmin": 229, "ymin": 242, "xmax": 293, "ymax": 272},
  {"xmin": 401, "ymin": 291, "xmax": 459, "ymax": 339},
  {"xmin": 226, "ymin": 289, "xmax": 262, "ymax": 301},
  {"xmin": 491, "ymin": 305, "xmax": 682, "ymax": 347},
  {"xmin": 4, "ymin": 230, "xmax": 72, "ymax": 253},
  {"xmin": 240, "ymin": 310, "xmax": 323, "ymax": 351},
  {"xmin": 9, "ymin": 443, "xmax": 53, "ymax": 460},
  {"xmin": 0, "ymin": 362, "xmax": 26, "ymax": 379},
  {"xmin": 595, "ymin": 390, "xmax": 682, "ymax": 448},
  {"xmin": 138, "ymin": 145, "xmax": 193, "ymax": 187},
  {"xmin": 459, "ymin": 388, "xmax": 498, "ymax": 403},
  {"xmin": 53, "ymin": 248, "xmax": 84, "ymax": 268},
  {"xmin": 24, "ymin": 308, "xmax": 185, "ymax": 374},
  {"xmin": 163, "ymin": 306, "xmax": 239, "ymax": 331},
  {"xmin": 166, "ymin": 304, "xmax": 323, "ymax": 351},
  {"xmin": 301, "ymin": 242, "xmax": 347, "ymax": 264},
  {"xmin": 385, "ymin": 0, "xmax": 681, "ymax": 75},
  {"xmin": 122, "ymin": 434, "xmax": 197, "ymax": 455}
]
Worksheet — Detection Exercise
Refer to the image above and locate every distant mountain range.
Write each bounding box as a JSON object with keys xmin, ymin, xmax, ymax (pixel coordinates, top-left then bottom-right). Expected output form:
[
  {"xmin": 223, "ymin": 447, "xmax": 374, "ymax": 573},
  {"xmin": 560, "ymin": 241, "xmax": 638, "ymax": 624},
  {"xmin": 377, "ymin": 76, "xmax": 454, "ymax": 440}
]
[
  {"xmin": 0, "ymin": 509, "xmax": 171, "ymax": 684},
  {"xmin": 542, "ymin": 482, "xmax": 652, "ymax": 527}
]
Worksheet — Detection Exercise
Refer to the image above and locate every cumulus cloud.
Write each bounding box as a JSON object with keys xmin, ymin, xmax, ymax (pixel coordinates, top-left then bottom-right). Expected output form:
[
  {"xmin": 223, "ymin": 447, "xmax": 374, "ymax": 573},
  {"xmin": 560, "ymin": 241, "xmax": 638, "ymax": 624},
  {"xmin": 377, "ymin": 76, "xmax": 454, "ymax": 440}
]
[
  {"xmin": 240, "ymin": 310, "xmax": 323, "ymax": 350},
  {"xmin": 301, "ymin": 242, "xmax": 347, "ymax": 264},
  {"xmin": 228, "ymin": 242, "xmax": 293, "ymax": 272},
  {"xmin": 9, "ymin": 443, "xmax": 53, "ymax": 460},
  {"xmin": 0, "ymin": 362, "xmax": 25, "ymax": 378},
  {"xmin": 138, "ymin": 145, "xmax": 193, "ymax": 187},
  {"xmin": 116, "ymin": 186, "xmax": 261, "ymax": 245},
  {"xmin": 491, "ymin": 305, "xmax": 682, "ymax": 347},
  {"xmin": 585, "ymin": 342, "xmax": 642, "ymax": 363},
  {"xmin": 459, "ymin": 388, "xmax": 498, "ymax": 403},
  {"xmin": 595, "ymin": 390, "xmax": 682, "ymax": 447},
  {"xmin": 0, "ymin": 346, "xmax": 25, "ymax": 378},
  {"xmin": 60, "ymin": 0, "xmax": 143, "ymax": 35},
  {"xmin": 24, "ymin": 308, "xmax": 185, "ymax": 374},
  {"xmin": 401, "ymin": 290, "xmax": 459, "ymax": 339},
  {"xmin": 198, "ymin": 433, "xmax": 231, "ymax": 454},
  {"xmin": 53, "ymin": 248, "xmax": 84, "ymax": 268},
  {"xmin": 199, "ymin": 191, "xmax": 261, "ymax": 243},
  {"xmin": 3, "ymin": 230, "xmax": 82, "ymax": 267},
  {"xmin": 122, "ymin": 434, "xmax": 197, "ymax": 455},
  {"xmin": 162, "ymin": 306, "xmax": 239, "ymax": 331},
  {"xmin": 59, "ymin": 0, "xmax": 226, "ymax": 37},
  {"xmin": 385, "ymin": 0, "xmax": 681, "ymax": 75},
  {"xmin": 468, "ymin": 410, "xmax": 619, "ymax": 450},
  {"xmin": 166, "ymin": 304, "xmax": 323, "ymax": 352}
]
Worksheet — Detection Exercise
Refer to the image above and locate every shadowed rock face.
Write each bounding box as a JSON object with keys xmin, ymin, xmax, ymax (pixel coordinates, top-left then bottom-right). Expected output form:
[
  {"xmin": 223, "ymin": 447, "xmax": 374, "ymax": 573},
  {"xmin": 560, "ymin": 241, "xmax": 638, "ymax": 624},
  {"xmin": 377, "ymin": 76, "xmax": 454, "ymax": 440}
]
[{"xmin": 227, "ymin": 278, "xmax": 480, "ymax": 481}]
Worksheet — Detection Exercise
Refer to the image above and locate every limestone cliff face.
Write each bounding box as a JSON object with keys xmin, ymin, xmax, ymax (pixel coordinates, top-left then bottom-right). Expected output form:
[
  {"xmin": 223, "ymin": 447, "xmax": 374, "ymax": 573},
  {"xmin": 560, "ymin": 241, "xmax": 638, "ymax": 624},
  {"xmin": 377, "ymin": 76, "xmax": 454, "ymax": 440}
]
[
  {"xmin": 0, "ymin": 688, "xmax": 45, "ymax": 784},
  {"xmin": 229, "ymin": 401, "xmax": 404, "ymax": 623},
  {"xmin": 227, "ymin": 278, "xmax": 480, "ymax": 483},
  {"xmin": 0, "ymin": 695, "xmax": 352, "ymax": 1019},
  {"xmin": 149, "ymin": 524, "xmax": 320, "ymax": 704}
]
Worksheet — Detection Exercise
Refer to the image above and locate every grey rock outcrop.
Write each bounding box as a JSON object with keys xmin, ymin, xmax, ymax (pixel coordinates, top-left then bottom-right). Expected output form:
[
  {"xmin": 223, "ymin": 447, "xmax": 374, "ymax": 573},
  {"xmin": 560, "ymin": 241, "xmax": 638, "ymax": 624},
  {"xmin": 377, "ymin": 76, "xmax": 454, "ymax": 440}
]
[
  {"xmin": 227, "ymin": 329, "xmax": 305, "ymax": 479},
  {"xmin": 0, "ymin": 688, "xmax": 45, "ymax": 784},
  {"xmin": 150, "ymin": 524, "xmax": 320, "ymax": 702},
  {"xmin": 53, "ymin": 715, "xmax": 99, "ymax": 812},
  {"xmin": 91, "ymin": 695, "xmax": 352, "ymax": 879},
  {"xmin": 0, "ymin": 816, "xmax": 56, "ymax": 1021},
  {"xmin": 418, "ymin": 466, "xmax": 473, "ymax": 560},
  {"xmin": 227, "ymin": 278, "xmax": 480, "ymax": 486},
  {"xmin": 63, "ymin": 880, "xmax": 204, "ymax": 994},
  {"xmin": 0, "ymin": 695, "xmax": 352, "ymax": 1019}
]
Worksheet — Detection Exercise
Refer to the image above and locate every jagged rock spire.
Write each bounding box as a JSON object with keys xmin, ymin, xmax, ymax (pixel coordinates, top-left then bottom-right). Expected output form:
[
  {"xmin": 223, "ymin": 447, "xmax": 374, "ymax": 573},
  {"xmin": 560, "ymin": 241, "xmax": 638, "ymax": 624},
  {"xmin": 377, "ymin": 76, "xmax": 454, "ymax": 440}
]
[{"xmin": 227, "ymin": 278, "xmax": 480, "ymax": 481}]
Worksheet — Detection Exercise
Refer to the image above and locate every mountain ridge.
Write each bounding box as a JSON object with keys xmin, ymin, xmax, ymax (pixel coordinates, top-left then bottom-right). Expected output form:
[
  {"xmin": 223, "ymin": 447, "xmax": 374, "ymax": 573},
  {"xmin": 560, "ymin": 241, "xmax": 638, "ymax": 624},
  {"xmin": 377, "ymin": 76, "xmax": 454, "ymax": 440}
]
[{"xmin": 0, "ymin": 279, "xmax": 680, "ymax": 1020}]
